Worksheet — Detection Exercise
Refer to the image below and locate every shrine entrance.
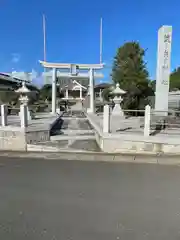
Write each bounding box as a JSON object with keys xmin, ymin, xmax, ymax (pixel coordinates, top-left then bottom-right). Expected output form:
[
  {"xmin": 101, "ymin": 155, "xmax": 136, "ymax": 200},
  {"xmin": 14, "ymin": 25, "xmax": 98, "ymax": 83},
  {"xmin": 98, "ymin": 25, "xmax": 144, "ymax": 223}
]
[
  {"xmin": 39, "ymin": 61, "xmax": 104, "ymax": 114},
  {"xmin": 60, "ymin": 80, "xmax": 87, "ymax": 101}
]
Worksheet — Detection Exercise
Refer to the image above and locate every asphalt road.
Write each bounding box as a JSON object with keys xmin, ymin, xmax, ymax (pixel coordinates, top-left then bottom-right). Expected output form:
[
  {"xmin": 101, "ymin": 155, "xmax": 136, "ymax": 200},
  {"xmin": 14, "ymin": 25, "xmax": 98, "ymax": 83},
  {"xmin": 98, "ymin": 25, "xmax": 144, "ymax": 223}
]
[{"xmin": 0, "ymin": 158, "xmax": 180, "ymax": 239}]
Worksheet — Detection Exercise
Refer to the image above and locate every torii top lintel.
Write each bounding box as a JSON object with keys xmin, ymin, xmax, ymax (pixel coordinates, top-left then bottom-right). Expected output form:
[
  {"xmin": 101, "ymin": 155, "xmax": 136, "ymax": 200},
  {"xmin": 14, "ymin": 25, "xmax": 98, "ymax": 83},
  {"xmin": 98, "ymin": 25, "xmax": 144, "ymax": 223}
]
[{"xmin": 39, "ymin": 60, "xmax": 104, "ymax": 70}]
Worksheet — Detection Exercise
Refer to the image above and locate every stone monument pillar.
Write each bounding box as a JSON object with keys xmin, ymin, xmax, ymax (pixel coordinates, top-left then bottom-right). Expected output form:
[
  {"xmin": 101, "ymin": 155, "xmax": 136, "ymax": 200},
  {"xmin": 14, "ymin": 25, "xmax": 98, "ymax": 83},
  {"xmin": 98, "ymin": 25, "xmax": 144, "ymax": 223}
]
[{"xmin": 155, "ymin": 25, "xmax": 172, "ymax": 115}]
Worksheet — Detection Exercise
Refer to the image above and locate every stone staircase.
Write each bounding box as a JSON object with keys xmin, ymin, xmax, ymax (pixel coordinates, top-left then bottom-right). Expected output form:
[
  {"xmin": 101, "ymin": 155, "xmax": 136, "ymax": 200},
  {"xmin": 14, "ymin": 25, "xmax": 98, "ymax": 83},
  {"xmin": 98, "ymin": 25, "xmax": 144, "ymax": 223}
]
[{"xmin": 31, "ymin": 109, "xmax": 101, "ymax": 152}]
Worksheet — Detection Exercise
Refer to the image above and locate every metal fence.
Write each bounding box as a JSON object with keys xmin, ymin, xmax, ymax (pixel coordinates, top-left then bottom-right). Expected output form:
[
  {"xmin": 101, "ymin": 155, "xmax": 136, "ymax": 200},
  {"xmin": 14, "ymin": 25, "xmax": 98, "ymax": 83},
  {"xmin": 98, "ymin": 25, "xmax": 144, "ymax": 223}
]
[
  {"xmin": 123, "ymin": 109, "xmax": 145, "ymax": 117},
  {"xmin": 122, "ymin": 109, "xmax": 180, "ymax": 136},
  {"xmin": 95, "ymin": 105, "xmax": 180, "ymax": 137},
  {"xmin": 109, "ymin": 109, "xmax": 145, "ymax": 134},
  {"xmin": 149, "ymin": 110, "xmax": 180, "ymax": 136}
]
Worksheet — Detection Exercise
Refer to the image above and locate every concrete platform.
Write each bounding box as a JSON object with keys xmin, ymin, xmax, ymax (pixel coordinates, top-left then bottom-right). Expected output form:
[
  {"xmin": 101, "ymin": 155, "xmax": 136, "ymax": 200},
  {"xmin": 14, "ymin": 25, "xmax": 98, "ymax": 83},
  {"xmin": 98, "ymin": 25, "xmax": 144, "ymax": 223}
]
[
  {"xmin": 0, "ymin": 113, "xmax": 60, "ymax": 151},
  {"xmin": 86, "ymin": 113, "xmax": 180, "ymax": 155}
]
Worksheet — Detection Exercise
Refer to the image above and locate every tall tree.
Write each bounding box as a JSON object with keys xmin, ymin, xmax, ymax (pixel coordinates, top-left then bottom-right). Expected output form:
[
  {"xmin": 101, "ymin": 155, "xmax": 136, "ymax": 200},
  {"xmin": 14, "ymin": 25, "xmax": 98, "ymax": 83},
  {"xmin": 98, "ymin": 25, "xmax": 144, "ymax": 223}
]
[
  {"xmin": 0, "ymin": 90, "xmax": 19, "ymax": 105},
  {"xmin": 39, "ymin": 84, "xmax": 52, "ymax": 101},
  {"xmin": 151, "ymin": 68, "xmax": 180, "ymax": 92},
  {"xmin": 112, "ymin": 41, "xmax": 153, "ymax": 109},
  {"xmin": 169, "ymin": 67, "xmax": 180, "ymax": 90},
  {"xmin": 39, "ymin": 84, "xmax": 63, "ymax": 101}
]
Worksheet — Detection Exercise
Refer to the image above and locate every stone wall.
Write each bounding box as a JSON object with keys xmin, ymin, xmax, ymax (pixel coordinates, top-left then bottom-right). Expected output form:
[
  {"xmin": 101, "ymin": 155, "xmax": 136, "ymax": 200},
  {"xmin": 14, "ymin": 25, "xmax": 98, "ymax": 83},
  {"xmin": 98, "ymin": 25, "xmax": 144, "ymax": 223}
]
[
  {"xmin": 0, "ymin": 127, "xmax": 26, "ymax": 151},
  {"xmin": 0, "ymin": 127, "xmax": 51, "ymax": 151},
  {"xmin": 25, "ymin": 129, "xmax": 50, "ymax": 144},
  {"xmin": 0, "ymin": 115, "xmax": 60, "ymax": 151},
  {"xmin": 93, "ymin": 129, "xmax": 180, "ymax": 154}
]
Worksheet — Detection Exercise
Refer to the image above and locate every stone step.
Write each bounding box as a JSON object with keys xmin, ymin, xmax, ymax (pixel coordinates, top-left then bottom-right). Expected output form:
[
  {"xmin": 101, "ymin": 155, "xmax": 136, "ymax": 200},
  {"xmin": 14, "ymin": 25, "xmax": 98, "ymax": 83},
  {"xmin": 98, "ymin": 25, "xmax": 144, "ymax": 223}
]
[{"xmin": 51, "ymin": 135, "xmax": 96, "ymax": 141}]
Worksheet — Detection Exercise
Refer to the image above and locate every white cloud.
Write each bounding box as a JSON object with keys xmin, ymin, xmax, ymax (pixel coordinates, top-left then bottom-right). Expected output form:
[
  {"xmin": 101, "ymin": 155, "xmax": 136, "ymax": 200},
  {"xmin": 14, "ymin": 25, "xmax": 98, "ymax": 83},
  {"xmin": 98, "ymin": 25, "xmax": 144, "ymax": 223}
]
[{"xmin": 11, "ymin": 53, "xmax": 20, "ymax": 63}]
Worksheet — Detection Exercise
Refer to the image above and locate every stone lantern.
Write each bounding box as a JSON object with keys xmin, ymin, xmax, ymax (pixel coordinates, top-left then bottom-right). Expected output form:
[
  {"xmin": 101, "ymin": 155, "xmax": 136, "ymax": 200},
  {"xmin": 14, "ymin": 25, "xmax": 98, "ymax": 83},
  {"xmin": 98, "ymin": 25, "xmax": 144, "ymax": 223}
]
[
  {"xmin": 15, "ymin": 81, "xmax": 32, "ymax": 121},
  {"xmin": 15, "ymin": 81, "xmax": 30, "ymax": 106},
  {"xmin": 111, "ymin": 83, "xmax": 126, "ymax": 117}
]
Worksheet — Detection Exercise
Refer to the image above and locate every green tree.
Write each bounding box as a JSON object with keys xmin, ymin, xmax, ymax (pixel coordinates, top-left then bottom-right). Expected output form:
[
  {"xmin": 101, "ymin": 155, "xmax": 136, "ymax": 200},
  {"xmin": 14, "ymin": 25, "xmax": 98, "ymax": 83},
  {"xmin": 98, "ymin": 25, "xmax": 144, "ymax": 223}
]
[
  {"xmin": 0, "ymin": 90, "xmax": 19, "ymax": 105},
  {"xmin": 102, "ymin": 87, "xmax": 113, "ymax": 102},
  {"xmin": 150, "ymin": 68, "xmax": 180, "ymax": 92},
  {"xmin": 112, "ymin": 41, "xmax": 154, "ymax": 109},
  {"xmin": 39, "ymin": 84, "xmax": 63, "ymax": 101},
  {"xmin": 169, "ymin": 67, "xmax": 180, "ymax": 90},
  {"xmin": 39, "ymin": 84, "xmax": 52, "ymax": 101},
  {"xmin": 149, "ymin": 80, "xmax": 156, "ymax": 92}
]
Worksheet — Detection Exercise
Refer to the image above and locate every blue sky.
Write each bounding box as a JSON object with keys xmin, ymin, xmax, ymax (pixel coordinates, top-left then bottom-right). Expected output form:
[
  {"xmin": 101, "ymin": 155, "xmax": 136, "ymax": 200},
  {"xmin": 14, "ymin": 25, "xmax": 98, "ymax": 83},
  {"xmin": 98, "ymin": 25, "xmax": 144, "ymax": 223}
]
[{"xmin": 0, "ymin": 0, "xmax": 180, "ymax": 83}]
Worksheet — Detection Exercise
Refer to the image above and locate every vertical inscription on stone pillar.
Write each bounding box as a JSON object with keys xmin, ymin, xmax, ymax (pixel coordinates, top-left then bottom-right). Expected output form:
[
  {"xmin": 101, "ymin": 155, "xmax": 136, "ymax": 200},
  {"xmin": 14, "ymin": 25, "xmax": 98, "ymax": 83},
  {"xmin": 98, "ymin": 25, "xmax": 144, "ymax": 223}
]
[
  {"xmin": 155, "ymin": 26, "xmax": 172, "ymax": 114},
  {"xmin": 161, "ymin": 32, "xmax": 172, "ymax": 85}
]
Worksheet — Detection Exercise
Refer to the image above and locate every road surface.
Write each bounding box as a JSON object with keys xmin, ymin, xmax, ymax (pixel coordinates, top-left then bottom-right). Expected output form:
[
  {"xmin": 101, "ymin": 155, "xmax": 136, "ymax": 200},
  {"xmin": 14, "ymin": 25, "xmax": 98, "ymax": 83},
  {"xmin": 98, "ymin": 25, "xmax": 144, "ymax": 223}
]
[{"xmin": 0, "ymin": 158, "xmax": 180, "ymax": 239}]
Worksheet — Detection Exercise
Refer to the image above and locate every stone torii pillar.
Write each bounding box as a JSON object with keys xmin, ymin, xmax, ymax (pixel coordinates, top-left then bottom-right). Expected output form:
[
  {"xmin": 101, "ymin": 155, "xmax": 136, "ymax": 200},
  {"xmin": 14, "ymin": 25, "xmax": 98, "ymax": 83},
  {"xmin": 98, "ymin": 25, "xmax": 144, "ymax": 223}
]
[
  {"xmin": 88, "ymin": 68, "xmax": 95, "ymax": 113},
  {"xmin": 80, "ymin": 86, "xmax": 82, "ymax": 99},
  {"xmin": 52, "ymin": 68, "xmax": 57, "ymax": 114}
]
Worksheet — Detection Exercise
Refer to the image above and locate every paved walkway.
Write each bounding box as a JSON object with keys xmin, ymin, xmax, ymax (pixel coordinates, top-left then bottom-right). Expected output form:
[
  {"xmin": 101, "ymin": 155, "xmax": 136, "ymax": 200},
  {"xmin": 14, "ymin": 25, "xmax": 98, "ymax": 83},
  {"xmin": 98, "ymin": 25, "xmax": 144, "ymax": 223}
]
[
  {"xmin": 45, "ymin": 112, "xmax": 100, "ymax": 152},
  {"xmin": 0, "ymin": 158, "xmax": 180, "ymax": 239}
]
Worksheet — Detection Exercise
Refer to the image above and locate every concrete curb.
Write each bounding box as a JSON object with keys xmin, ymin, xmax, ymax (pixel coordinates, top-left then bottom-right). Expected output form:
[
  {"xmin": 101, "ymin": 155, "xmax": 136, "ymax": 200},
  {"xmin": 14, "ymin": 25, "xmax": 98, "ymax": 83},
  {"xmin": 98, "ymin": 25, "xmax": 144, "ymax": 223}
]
[{"xmin": 0, "ymin": 150, "xmax": 180, "ymax": 165}]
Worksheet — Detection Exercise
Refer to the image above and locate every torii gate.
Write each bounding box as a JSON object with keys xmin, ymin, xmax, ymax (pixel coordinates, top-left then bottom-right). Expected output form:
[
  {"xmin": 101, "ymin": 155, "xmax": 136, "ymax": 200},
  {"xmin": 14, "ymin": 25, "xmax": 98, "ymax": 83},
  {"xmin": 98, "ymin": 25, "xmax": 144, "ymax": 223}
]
[{"xmin": 39, "ymin": 61, "xmax": 104, "ymax": 114}]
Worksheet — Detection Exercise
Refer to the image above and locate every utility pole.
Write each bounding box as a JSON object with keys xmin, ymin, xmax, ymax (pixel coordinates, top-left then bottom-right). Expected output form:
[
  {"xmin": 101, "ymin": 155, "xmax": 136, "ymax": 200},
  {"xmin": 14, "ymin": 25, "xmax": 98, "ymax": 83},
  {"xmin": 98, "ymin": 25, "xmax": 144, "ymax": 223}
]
[
  {"xmin": 43, "ymin": 14, "xmax": 46, "ymax": 62},
  {"xmin": 100, "ymin": 17, "xmax": 103, "ymax": 64},
  {"xmin": 43, "ymin": 14, "xmax": 47, "ymax": 83}
]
